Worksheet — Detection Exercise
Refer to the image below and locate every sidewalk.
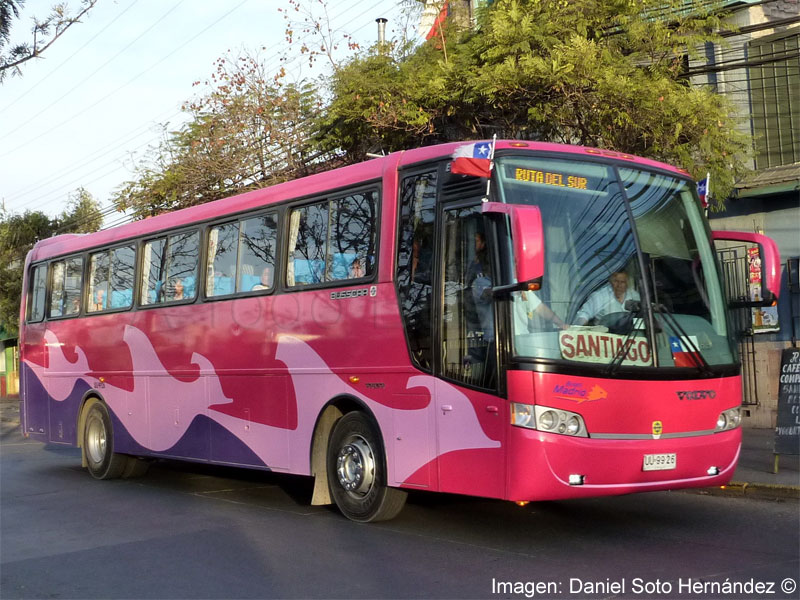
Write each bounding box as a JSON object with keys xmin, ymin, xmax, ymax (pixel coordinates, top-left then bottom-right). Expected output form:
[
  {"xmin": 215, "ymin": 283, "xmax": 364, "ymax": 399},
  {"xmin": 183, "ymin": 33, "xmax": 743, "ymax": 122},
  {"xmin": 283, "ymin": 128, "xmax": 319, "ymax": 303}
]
[
  {"xmin": 720, "ymin": 426, "xmax": 800, "ymax": 500},
  {"xmin": 1, "ymin": 397, "xmax": 797, "ymax": 499}
]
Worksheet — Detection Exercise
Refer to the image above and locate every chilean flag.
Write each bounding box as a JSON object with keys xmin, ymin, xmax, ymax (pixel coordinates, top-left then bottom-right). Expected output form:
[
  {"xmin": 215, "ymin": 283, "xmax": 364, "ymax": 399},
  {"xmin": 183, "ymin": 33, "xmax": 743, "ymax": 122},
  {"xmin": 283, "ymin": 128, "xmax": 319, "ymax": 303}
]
[
  {"xmin": 669, "ymin": 336, "xmax": 701, "ymax": 368},
  {"xmin": 451, "ymin": 141, "xmax": 494, "ymax": 178},
  {"xmin": 425, "ymin": 2, "xmax": 449, "ymax": 40},
  {"xmin": 696, "ymin": 174, "xmax": 709, "ymax": 208}
]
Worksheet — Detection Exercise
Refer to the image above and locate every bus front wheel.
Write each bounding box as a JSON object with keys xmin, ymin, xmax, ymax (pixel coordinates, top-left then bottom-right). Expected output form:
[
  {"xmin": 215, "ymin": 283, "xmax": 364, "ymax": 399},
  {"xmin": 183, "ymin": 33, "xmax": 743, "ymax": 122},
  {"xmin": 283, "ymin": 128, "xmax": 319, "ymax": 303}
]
[
  {"xmin": 82, "ymin": 400, "xmax": 128, "ymax": 480},
  {"xmin": 327, "ymin": 411, "xmax": 407, "ymax": 522}
]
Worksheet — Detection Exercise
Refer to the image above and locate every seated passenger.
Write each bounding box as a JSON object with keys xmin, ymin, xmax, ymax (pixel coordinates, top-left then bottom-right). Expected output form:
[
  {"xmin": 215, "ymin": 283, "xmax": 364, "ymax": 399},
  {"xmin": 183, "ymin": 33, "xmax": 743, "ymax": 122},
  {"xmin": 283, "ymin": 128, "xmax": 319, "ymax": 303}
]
[
  {"xmin": 350, "ymin": 258, "xmax": 365, "ymax": 278},
  {"xmin": 169, "ymin": 278, "xmax": 185, "ymax": 301},
  {"xmin": 575, "ymin": 271, "xmax": 640, "ymax": 325},
  {"xmin": 468, "ymin": 232, "xmax": 494, "ymax": 339},
  {"xmin": 92, "ymin": 288, "xmax": 106, "ymax": 312},
  {"xmin": 251, "ymin": 266, "xmax": 274, "ymax": 290},
  {"xmin": 515, "ymin": 290, "xmax": 568, "ymax": 331},
  {"xmin": 410, "ymin": 232, "xmax": 432, "ymax": 284}
]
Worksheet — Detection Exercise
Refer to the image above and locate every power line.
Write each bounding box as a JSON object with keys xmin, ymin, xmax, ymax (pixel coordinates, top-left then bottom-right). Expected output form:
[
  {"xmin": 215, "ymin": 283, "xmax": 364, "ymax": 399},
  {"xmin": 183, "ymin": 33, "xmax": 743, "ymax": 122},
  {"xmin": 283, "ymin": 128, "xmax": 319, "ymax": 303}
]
[
  {"xmin": 8, "ymin": 107, "xmax": 179, "ymax": 202},
  {"xmin": 2, "ymin": 2, "xmax": 417, "ymax": 220},
  {"xmin": 0, "ymin": 0, "xmax": 250, "ymax": 159},
  {"xmin": 4, "ymin": 0, "xmax": 400, "ymax": 214},
  {"xmin": 0, "ymin": 0, "xmax": 142, "ymax": 115},
  {"xmin": 2, "ymin": 0, "xmax": 187, "ymax": 139}
]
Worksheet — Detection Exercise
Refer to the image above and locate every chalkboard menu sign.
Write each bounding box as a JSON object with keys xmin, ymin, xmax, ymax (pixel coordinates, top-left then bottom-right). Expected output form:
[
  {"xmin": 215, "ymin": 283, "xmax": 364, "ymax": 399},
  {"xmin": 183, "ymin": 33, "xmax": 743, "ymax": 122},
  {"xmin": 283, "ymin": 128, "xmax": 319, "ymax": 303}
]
[{"xmin": 775, "ymin": 347, "xmax": 800, "ymax": 456}]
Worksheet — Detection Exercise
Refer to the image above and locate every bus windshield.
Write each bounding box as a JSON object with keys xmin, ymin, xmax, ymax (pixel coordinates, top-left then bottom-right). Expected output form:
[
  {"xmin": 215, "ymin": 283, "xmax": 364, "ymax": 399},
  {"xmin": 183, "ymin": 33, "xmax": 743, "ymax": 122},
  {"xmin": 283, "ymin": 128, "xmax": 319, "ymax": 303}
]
[{"xmin": 496, "ymin": 155, "xmax": 735, "ymax": 370}]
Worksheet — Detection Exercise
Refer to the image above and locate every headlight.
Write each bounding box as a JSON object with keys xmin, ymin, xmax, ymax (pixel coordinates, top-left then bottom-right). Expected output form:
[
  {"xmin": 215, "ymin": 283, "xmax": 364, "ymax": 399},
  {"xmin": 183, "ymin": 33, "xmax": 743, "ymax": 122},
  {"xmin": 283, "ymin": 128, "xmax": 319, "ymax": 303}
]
[
  {"xmin": 539, "ymin": 410, "xmax": 556, "ymax": 430},
  {"xmin": 510, "ymin": 404, "xmax": 588, "ymax": 437},
  {"xmin": 511, "ymin": 403, "xmax": 534, "ymax": 428},
  {"xmin": 565, "ymin": 416, "xmax": 581, "ymax": 436},
  {"xmin": 715, "ymin": 407, "xmax": 741, "ymax": 432},
  {"xmin": 716, "ymin": 413, "xmax": 728, "ymax": 430}
]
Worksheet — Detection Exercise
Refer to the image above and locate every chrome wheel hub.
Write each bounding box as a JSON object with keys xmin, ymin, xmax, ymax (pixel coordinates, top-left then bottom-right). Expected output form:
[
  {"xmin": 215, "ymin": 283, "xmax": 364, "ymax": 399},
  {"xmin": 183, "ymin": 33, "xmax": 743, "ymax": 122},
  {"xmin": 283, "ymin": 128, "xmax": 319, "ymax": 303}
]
[
  {"xmin": 336, "ymin": 436, "xmax": 375, "ymax": 497},
  {"xmin": 86, "ymin": 415, "xmax": 107, "ymax": 464}
]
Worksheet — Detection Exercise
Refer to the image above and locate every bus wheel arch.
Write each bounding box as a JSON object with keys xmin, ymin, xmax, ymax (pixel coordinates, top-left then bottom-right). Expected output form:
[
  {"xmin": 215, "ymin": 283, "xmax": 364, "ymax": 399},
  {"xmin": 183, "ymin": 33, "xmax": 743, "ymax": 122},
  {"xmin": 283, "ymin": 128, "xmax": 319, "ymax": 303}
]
[
  {"xmin": 320, "ymin": 400, "xmax": 407, "ymax": 522},
  {"xmin": 309, "ymin": 395, "xmax": 367, "ymax": 506},
  {"xmin": 77, "ymin": 394, "xmax": 149, "ymax": 480}
]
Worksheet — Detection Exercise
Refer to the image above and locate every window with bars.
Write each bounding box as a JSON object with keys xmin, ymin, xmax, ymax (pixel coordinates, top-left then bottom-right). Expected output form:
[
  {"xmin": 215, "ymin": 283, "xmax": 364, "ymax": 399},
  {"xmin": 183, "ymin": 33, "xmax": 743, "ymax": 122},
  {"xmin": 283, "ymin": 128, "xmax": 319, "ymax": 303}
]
[{"xmin": 748, "ymin": 29, "xmax": 800, "ymax": 169}]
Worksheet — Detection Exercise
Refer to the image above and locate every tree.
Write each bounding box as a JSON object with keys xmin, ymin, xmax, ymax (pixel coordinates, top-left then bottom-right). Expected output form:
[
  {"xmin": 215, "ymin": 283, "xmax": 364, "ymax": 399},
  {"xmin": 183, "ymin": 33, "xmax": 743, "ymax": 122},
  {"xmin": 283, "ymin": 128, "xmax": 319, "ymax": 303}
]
[
  {"xmin": 0, "ymin": 210, "xmax": 54, "ymax": 336},
  {"xmin": 111, "ymin": 0, "xmax": 751, "ymax": 213},
  {"xmin": 0, "ymin": 189, "xmax": 102, "ymax": 335},
  {"xmin": 320, "ymin": 0, "xmax": 750, "ymax": 204},
  {"xmin": 58, "ymin": 187, "xmax": 103, "ymax": 233},
  {"xmin": 113, "ymin": 53, "xmax": 327, "ymax": 220},
  {"xmin": 0, "ymin": 0, "xmax": 98, "ymax": 82}
]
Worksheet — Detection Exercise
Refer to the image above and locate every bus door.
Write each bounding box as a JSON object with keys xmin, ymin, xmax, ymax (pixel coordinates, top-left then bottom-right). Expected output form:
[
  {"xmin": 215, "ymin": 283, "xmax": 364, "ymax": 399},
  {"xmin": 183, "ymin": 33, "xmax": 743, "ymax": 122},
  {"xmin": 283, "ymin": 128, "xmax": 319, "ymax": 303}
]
[{"xmin": 435, "ymin": 203, "xmax": 505, "ymax": 498}]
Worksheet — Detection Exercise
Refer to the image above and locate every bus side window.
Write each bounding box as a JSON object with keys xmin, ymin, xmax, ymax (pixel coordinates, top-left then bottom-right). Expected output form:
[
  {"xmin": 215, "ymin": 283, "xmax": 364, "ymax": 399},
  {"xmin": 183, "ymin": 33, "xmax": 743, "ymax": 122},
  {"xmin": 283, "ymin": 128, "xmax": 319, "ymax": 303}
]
[
  {"xmin": 88, "ymin": 250, "xmax": 110, "ymax": 313},
  {"xmin": 239, "ymin": 213, "xmax": 277, "ymax": 292},
  {"xmin": 287, "ymin": 203, "xmax": 328, "ymax": 287},
  {"xmin": 329, "ymin": 192, "xmax": 376, "ymax": 281},
  {"xmin": 140, "ymin": 232, "xmax": 198, "ymax": 305},
  {"xmin": 141, "ymin": 238, "xmax": 166, "ymax": 305},
  {"xmin": 166, "ymin": 231, "xmax": 199, "ymax": 301},
  {"xmin": 287, "ymin": 193, "xmax": 376, "ymax": 287},
  {"xmin": 396, "ymin": 171, "xmax": 437, "ymax": 372},
  {"xmin": 28, "ymin": 265, "xmax": 47, "ymax": 322},
  {"xmin": 49, "ymin": 260, "xmax": 66, "ymax": 317},
  {"xmin": 63, "ymin": 257, "xmax": 83, "ymax": 316},
  {"xmin": 207, "ymin": 222, "xmax": 239, "ymax": 297},
  {"xmin": 110, "ymin": 245, "xmax": 135, "ymax": 309}
]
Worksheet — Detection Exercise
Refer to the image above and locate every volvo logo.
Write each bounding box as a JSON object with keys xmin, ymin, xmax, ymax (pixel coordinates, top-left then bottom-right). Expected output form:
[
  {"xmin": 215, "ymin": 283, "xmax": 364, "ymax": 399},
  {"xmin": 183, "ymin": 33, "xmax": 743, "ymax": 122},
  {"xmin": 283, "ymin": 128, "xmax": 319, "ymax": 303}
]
[{"xmin": 676, "ymin": 390, "xmax": 716, "ymax": 400}]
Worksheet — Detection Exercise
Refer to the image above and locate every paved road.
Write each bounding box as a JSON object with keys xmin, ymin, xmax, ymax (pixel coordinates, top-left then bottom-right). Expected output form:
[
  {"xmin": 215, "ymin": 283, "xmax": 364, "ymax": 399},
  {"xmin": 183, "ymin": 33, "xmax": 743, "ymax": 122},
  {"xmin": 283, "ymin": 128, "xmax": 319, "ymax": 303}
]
[{"xmin": 2, "ymin": 417, "xmax": 798, "ymax": 599}]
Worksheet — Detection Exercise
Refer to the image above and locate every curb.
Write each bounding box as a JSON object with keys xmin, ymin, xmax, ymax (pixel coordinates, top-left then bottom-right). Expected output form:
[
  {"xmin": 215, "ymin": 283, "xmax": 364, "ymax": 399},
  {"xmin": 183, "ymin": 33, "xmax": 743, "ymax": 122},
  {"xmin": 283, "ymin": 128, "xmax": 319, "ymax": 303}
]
[{"xmin": 693, "ymin": 481, "xmax": 800, "ymax": 500}]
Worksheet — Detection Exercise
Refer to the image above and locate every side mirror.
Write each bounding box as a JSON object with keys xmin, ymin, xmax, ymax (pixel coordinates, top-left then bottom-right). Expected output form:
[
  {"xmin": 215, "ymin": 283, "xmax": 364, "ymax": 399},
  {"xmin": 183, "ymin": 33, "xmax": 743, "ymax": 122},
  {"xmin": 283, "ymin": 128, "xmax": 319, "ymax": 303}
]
[
  {"xmin": 482, "ymin": 202, "xmax": 544, "ymax": 285},
  {"xmin": 712, "ymin": 230, "xmax": 781, "ymax": 307}
]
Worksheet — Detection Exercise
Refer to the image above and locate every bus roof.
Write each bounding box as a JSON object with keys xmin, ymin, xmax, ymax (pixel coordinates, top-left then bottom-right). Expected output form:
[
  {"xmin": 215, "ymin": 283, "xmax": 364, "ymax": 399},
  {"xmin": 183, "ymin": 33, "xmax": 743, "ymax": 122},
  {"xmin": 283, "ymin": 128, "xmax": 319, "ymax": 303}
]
[{"xmin": 28, "ymin": 140, "xmax": 687, "ymax": 263}]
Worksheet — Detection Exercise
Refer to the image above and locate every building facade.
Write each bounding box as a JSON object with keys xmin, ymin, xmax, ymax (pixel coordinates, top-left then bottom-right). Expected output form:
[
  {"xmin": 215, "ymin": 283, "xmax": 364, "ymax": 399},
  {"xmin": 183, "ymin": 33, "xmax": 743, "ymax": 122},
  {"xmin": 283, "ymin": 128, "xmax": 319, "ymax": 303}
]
[{"xmin": 698, "ymin": 0, "xmax": 799, "ymax": 427}]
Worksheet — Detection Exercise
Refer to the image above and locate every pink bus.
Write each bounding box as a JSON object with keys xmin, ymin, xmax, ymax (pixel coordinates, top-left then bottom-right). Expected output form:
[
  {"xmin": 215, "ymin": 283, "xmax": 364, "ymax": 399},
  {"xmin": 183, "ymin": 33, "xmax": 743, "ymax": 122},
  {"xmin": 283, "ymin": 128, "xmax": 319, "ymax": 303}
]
[{"xmin": 19, "ymin": 140, "xmax": 781, "ymax": 521}]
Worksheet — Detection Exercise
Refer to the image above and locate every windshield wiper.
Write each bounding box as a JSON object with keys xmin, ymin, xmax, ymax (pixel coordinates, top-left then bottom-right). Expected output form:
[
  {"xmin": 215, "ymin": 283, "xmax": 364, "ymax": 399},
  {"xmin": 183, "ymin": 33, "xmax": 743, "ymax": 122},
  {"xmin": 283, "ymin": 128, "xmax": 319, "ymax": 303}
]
[{"xmin": 605, "ymin": 300, "xmax": 643, "ymax": 376}]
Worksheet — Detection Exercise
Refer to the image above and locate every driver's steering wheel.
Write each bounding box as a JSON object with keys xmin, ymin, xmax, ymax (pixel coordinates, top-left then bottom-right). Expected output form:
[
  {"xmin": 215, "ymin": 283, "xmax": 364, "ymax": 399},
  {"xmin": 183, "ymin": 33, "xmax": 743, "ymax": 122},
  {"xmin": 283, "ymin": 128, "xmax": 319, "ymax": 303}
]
[{"xmin": 592, "ymin": 312, "xmax": 634, "ymax": 335}]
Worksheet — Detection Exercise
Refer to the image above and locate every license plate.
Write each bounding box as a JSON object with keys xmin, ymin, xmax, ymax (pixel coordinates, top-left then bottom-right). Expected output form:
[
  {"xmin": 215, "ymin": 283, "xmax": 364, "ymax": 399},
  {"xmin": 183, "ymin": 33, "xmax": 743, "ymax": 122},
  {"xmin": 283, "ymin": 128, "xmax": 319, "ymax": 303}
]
[{"xmin": 643, "ymin": 453, "xmax": 677, "ymax": 471}]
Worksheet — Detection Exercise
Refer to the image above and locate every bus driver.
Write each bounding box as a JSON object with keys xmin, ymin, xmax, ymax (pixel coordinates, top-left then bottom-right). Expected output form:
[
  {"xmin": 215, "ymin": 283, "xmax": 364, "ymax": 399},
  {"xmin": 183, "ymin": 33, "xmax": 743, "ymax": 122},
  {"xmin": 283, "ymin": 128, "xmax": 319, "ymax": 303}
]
[{"xmin": 575, "ymin": 271, "xmax": 640, "ymax": 326}]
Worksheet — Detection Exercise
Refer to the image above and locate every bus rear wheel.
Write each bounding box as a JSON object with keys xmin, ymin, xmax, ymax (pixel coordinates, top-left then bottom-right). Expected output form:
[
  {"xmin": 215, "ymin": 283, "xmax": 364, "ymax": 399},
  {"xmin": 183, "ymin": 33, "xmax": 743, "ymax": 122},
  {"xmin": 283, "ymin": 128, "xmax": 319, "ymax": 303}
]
[
  {"xmin": 82, "ymin": 400, "xmax": 128, "ymax": 480},
  {"xmin": 327, "ymin": 411, "xmax": 407, "ymax": 522}
]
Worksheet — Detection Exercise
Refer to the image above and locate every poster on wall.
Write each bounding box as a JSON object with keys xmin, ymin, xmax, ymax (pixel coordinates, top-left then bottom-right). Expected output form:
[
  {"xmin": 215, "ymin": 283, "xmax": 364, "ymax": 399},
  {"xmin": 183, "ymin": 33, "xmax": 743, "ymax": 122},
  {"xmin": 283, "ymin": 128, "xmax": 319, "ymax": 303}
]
[{"xmin": 748, "ymin": 246, "xmax": 780, "ymax": 333}]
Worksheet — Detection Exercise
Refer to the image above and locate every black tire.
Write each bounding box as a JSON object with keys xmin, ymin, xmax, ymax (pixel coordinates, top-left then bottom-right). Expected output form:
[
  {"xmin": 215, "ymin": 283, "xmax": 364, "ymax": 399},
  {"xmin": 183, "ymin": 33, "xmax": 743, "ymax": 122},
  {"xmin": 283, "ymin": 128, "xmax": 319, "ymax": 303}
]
[
  {"xmin": 327, "ymin": 411, "xmax": 407, "ymax": 522},
  {"xmin": 122, "ymin": 456, "xmax": 150, "ymax": 479},
  {"xmin": 82, "ymin": 401, "xmax": 127, "ymax": 480}
]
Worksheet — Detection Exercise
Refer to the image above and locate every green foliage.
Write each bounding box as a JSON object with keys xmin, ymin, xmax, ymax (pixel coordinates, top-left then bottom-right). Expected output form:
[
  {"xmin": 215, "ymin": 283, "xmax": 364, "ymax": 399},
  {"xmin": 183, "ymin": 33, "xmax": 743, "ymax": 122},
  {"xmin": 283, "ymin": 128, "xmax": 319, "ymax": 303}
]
[
  {"xmin": 0, "ymin": 210, "xmax": 53, "ymax": 336},
  {"xmin": 113, "ymin": 53, "xmax": 324, "ymax": 220},
  {"xmin": 58, "ymin": 187, "xmax": 103, "ymax": 233},
  {"xmin": 0, "ymin": 0, "xmax": 98, "ymax": 82},
  {"xmin": 322, "ymin": 0, "xmax": 749, "ymax": 204},
  {"xmin": 113, "ymin": 0, "xmax": 750, "ymax": 216},
  {"xmin": 0, "ymin": 190, "xmax": 102, "ymax": 335}
]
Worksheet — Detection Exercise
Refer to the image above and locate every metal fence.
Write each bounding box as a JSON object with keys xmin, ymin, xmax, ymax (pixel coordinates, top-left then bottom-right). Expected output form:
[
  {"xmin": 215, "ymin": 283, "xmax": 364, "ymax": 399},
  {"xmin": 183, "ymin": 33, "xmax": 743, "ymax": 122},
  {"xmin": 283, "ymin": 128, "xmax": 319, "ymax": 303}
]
[{"xmin": 716, "ymin": 244, "xmax": 759, "ymax": 405}]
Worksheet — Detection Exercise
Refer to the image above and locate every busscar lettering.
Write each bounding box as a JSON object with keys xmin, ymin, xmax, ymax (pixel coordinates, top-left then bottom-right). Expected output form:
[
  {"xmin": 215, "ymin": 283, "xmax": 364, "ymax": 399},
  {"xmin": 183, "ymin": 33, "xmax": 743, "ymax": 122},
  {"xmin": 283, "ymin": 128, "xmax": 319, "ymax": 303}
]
[{"xmin": 330, "ymin": 289, "xmax": 369, "ymax": 300}]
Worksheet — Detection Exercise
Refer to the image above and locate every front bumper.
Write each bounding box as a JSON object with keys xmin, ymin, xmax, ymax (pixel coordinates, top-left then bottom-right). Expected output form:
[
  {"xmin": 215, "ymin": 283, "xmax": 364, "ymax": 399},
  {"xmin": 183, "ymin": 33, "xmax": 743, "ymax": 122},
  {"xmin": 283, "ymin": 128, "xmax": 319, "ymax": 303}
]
[{"xmin": 506, "ymin": 426, "xmax": 741, "ymax": 501}]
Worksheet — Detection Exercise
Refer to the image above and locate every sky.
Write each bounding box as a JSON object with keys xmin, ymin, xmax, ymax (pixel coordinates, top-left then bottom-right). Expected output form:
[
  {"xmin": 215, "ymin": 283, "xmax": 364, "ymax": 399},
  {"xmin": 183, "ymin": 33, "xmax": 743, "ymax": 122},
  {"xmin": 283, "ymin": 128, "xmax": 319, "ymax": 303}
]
[{"xmin": 0, "ymin": 0, "xmax": 414, "ymax": 227}]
